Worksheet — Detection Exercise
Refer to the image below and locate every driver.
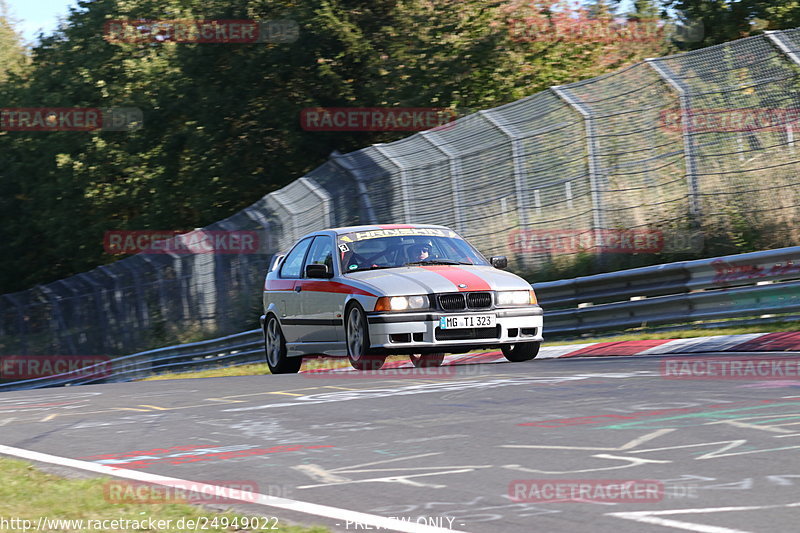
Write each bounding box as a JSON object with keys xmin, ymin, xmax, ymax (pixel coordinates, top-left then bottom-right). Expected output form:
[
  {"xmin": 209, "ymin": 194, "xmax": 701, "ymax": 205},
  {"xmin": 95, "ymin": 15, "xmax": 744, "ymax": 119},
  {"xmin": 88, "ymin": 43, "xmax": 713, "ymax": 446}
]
[{"xmin": 407, "ymin": 242, "xmax": 431, "ymax": 262}]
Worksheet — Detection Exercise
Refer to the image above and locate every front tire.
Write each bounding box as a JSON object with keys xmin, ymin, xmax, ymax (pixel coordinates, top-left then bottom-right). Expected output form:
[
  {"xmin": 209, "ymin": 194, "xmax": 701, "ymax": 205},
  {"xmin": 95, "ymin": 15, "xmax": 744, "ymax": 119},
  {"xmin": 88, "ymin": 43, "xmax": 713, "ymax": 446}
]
[
  {"xmin": 502, "ymin": 342, "xmax": 540, "ymax": 362},
  {"xmin": 409, "ymin": 353, "xmax": 445, "ymax": 368},
  {"xmin": 264, "ymin": 316, "xmax": 302, "ymax": 374},
  {"xmin": 346, "ymin": 304, "xmax": 385, "ymax": 370}
]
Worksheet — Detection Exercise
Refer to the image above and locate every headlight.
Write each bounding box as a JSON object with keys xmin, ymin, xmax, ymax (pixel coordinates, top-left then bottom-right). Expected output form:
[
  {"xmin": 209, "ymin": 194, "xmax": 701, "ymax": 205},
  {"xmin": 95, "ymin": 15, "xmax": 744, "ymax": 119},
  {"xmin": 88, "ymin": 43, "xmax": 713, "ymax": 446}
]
[
  {"xmin": 374, "ymin": 295, "xmax": 430, "ymax": 311},
  {"xmin": 496, "ymin": 290, "xmax": 537, "ymax": 306}
]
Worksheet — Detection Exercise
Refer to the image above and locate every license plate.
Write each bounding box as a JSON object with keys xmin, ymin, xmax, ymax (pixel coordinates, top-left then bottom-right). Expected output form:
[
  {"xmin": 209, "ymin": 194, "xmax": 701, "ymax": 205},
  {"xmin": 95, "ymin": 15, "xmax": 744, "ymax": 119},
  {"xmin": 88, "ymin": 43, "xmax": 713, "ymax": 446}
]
[{"xmin": 439, "ymin": 314, "xmax": 496, "ymax": 330}]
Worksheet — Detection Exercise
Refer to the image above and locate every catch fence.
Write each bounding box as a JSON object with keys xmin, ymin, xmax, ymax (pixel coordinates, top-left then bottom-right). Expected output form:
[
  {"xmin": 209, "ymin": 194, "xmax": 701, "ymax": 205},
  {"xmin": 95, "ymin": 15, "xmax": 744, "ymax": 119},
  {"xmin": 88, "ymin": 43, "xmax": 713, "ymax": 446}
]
[{"xmin": 3, "ymin": 30, "xmax": 800, "ymax": 356}]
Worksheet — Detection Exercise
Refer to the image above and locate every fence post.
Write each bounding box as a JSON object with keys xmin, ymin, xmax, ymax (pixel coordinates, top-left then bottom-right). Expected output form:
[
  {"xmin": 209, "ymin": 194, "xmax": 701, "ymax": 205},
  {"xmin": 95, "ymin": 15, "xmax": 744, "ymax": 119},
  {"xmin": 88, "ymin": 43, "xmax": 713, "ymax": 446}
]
[
  {"xmin": 329, "ymin": 152, "xmax": 378, "ymax": 225},
  {"xmin": 118, "ymin": 260, "xmax": 152, "ymax": 333},
  {"xmin": 268, "ymin": 188, "xmax": 301, "ymax": 249},
  {"xmin": 2, "ymin": 294, "xmax": 28, "ymax": 355},
  {"xmin": 37, "ymin": 284, "xmax": 76, "ymax": 355},
  {"xmin": 551, "ymin": 85, "xmax": 607, "ymax": 255},
  {"xmin": 646, "ymin": 58, "xmax": 702, "ymax": 222},
  {"xmin": 298, "ymin": 177, "xmax": 334, "ymax": 228},
  {"xmin": 420, "ymin": 131, "xmax": 465, "ymax": 233},
  {"xmin": 78, "ymin": 272, "xmax": 109, "ymax": 354},
  {"xmin": 97, "ymin": 264, "xmax": 133, "ymax": 351},
  {"xmin": 765, "ymin": 30, "xmax": 800, "ymax": 66},
  {"xmin": 479, "ymin": 110, "xmax": 529, "ymax": 228},
  {"xmin": 373, "ymin": 144, "xmax": 413, "ymax": 224},
  {"xmin": 244, "ymin": 201, "xmax": 275, "ymax": 250}
]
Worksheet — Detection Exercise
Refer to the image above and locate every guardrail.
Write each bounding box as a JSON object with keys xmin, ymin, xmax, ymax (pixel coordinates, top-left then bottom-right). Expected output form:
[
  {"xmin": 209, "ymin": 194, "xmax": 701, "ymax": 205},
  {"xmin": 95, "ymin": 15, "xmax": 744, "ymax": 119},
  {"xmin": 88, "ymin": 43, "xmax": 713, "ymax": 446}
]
[
  {"xmin": 536, "ymin": 246, "xmax": 800, "ymax": 335},
  {"xmin": 2, "ymin": 246, "xmax": 799, "ymax": 390},
  {"xmin": 0, "ymin": 329, "xmax": 263, "ymax": 392}
]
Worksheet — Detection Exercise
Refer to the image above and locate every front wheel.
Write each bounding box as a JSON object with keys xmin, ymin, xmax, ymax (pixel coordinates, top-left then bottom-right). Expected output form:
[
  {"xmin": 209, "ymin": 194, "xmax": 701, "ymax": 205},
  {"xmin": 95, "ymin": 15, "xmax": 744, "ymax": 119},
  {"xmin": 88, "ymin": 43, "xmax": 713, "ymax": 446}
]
[
  {"xmin": 346, "ymin": 304, "xmax": 385, "ymax": 370},
  {"xmin": 502, "ymin": 342, "xmax": 540, "ymax": 362},
  {"xmin": 409, "ymin": 353, "xmax": 445, "ymax": 368},
  {"xmin": 264, "ymin": 316, "xmax": 302, "ymax": 374}
]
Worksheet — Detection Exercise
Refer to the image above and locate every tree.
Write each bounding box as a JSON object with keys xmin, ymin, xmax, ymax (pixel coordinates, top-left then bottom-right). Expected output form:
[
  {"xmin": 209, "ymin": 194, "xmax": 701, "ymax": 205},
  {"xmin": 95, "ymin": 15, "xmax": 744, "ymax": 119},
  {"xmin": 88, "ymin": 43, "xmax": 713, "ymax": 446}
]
[
  {"xmin": 662, "ymin": 1, "xmax": 762, "ymax": 49},
  {"xmin": 629, "ymin": 0, "xmax": 663, "ymax": 21},
  {"xmin": 0, "ymin": 0, "xmax": 27, "ymax": 82}
]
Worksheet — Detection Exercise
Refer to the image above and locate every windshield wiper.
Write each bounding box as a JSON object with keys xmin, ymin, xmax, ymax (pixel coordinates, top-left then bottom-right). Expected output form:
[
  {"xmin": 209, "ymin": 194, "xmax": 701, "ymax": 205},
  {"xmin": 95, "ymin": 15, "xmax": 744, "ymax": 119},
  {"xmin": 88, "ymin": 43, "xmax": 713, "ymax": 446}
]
[{"xmin": 403, "ymin": 260, "xmax": 465, "ymax": 266}]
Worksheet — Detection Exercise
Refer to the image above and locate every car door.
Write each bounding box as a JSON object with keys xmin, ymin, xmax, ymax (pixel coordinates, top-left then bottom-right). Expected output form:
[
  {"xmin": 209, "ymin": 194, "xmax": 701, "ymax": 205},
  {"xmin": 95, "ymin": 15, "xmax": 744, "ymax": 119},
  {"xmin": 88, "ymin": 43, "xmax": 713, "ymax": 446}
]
[
  {"xmin": 297, "ymin": 235, "xmax": 341, "ymax": 344},
  {"xmin": 276, "ymin": 237, "xmax": 313, "ymax": 344}
]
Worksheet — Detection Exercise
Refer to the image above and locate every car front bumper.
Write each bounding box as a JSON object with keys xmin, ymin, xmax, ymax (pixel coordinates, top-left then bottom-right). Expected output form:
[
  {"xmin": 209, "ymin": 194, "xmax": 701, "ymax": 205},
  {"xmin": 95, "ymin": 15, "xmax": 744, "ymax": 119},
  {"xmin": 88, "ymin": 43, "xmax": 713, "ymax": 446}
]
[{"xmin": 366, "ymin": 307, "xmax": 543, "ymax": 353}]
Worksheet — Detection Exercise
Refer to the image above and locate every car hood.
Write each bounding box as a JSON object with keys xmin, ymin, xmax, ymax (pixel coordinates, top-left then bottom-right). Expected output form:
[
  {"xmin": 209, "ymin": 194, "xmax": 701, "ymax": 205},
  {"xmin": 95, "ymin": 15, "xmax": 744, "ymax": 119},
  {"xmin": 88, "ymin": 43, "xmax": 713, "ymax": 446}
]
[{"xmin": 343, "ymin": 265, "xmax": 532, "ymax": 296}]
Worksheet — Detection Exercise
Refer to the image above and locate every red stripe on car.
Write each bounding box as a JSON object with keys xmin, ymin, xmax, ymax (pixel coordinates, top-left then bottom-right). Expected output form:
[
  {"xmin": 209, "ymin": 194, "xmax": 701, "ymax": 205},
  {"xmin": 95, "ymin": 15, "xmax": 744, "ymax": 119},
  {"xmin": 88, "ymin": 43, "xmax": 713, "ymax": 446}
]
[
  {"xmin": 420, "ymin": 266, "xmax": 491, "ymax": 291},
  {"xmin": 295, "ymin": 280, "xmax": 376, "ymax": 296}
]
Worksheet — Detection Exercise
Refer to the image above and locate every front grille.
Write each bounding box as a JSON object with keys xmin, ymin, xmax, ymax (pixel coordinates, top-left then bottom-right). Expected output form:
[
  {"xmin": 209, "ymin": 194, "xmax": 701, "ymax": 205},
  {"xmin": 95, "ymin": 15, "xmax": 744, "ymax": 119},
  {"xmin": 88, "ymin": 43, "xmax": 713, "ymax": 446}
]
[
  {"xmin": 438, "ymin": 292, "xmax": 492, "ymax": 311},
  {"xmin": 467, "ymin": 292, "xmax": 492, "ymax": 308},
  {"xmin": 435, "ymin": 326, "xmax": 501, "ymax": 341},
  {"xmin": 438, "ymin": 293, "xmax": 466, "ymax": 311}
]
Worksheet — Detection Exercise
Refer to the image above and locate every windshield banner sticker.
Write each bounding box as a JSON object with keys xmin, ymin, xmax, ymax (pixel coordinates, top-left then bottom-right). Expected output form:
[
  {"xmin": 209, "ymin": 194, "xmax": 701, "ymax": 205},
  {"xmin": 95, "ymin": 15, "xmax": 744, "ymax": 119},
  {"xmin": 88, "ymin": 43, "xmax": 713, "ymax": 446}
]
[{"xmin": 341, "ymin": 228, "xmax": 454, "ymax": 242}]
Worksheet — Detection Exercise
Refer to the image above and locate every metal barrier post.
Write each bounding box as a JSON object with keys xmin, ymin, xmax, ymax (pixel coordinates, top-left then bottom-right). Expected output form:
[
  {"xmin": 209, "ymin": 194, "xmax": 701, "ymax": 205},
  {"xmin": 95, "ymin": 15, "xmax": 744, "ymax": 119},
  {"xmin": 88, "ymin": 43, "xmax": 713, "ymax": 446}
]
[
  {"xmin": 373, "ymin": 144, "xmax": 413, "ymax": 224},
  {"xmin": 298, "ymin": 177, "xmax": 334, "ymax": 228},
  {"xmin": 329, "ymin": 153, "xmax": 378, "ymax": 224},
  {"xmin": 551, "ymin": 85, "xmax": 607, "ymax": 257},
  {"xmin": 646, "ymin": 58, "xmax": 702, "ymax": 221},
  {"xmin": 765, "ymin": 30, "xmax": 800, "ymax": 66},
  {"xmin": 420, "ymin": 131, "xmax": 465, "ymax": 233},
  {"xmin": 479, "ymin": 109, "xmax": 530, "ymax": 228}
]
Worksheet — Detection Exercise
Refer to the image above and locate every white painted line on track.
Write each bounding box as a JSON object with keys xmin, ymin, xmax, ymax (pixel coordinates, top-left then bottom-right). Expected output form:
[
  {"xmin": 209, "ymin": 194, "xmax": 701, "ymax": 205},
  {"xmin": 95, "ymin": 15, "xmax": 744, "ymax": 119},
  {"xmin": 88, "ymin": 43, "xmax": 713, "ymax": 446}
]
[
  {"xmin": 607, "ymin": 502, "xmax": 800, "ymax": 533},
  {"xmin": 0, "ymin": 444, "xmax": 468, "ymax": 533}
]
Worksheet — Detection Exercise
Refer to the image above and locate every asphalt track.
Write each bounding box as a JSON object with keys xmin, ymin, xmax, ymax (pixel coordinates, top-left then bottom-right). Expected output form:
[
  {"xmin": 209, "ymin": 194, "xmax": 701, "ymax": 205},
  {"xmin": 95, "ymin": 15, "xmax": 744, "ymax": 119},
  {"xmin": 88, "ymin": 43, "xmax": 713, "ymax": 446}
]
[{"xmin": 1, "ymin": 351, "xmax": 800, "ymax": 533}]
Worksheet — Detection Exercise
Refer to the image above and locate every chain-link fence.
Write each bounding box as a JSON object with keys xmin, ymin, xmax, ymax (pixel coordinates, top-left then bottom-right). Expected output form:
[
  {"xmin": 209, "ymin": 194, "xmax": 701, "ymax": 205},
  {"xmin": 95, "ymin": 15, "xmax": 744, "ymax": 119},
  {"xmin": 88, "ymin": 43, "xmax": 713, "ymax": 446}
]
[{"xmin": 3, "ymin": 30, "xmax": 800, "ymax": 357}]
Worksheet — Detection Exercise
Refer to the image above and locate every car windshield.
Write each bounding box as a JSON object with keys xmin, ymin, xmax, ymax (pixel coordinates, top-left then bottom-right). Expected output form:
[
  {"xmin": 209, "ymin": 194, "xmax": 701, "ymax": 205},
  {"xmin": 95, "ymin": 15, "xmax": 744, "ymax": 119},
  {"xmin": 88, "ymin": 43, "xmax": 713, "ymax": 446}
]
[{"xmin": 337, "ymin": 228, "xmax": 489, "ymax": 273}]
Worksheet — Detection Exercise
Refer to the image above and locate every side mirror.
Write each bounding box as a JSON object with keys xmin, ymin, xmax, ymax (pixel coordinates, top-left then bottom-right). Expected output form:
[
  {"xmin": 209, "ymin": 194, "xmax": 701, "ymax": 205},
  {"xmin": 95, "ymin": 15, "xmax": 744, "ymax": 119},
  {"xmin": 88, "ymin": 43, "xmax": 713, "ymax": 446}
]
[
  {"xmin": 490, "ymin": 256, "xmax": 508, "ymax": 269},
  {"xmin": 306, "ymin": 264, "xmax": 333, "ymax": 279}
]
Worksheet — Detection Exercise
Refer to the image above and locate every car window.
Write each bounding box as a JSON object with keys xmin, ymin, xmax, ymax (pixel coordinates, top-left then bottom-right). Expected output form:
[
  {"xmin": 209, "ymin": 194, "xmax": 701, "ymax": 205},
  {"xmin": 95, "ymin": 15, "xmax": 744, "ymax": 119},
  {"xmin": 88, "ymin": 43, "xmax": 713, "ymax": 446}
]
[
  {"xmin": 279, "ymin": 237, "xmax": 313, "ymax": 278},
  {"xmin": 304, "ymin": 236, "xmax": 334, "ymax": 276},
  {"xmin": 338, "ymin": 228, "xmax": 489, "ymax": 272}
]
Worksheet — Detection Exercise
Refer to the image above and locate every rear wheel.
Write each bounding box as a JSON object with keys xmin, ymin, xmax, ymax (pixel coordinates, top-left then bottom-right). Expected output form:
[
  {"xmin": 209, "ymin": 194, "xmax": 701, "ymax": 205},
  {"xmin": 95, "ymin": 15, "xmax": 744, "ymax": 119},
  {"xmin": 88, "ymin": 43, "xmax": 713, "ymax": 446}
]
[
  {"xmin": 502, "ymin": 342, "xmax": 540, "ymax": 362},
  {"xmin": 265, "ymin": 316, "xmax": 302, "ymax": 374},
  {"xmin": 346, "ymin": 304, "xmax": 386, "ymax": 370},
  {"xmin": 409, "ymin": 352, "xmax": 445, "ymax": 368}
]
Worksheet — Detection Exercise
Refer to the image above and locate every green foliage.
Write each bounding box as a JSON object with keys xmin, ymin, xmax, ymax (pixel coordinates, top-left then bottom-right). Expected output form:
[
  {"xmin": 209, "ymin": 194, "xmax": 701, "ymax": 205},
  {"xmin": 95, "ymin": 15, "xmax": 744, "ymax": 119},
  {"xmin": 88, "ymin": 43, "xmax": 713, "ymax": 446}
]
[
  {"xmin": 661, "ymin": 0, "xmax": 800, "ymax": 49},
  {"xmin": 0, "ymin": 0, "xmax": 27, "ymax": 82}
]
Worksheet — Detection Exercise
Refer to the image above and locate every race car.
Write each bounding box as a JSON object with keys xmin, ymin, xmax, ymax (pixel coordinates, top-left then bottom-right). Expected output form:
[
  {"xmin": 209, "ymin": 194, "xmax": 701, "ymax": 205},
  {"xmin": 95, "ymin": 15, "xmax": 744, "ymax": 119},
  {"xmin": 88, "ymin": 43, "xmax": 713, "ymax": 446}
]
[{"xmin": 261, "ymin": 224, "xmax": 544, "ymax": 372}]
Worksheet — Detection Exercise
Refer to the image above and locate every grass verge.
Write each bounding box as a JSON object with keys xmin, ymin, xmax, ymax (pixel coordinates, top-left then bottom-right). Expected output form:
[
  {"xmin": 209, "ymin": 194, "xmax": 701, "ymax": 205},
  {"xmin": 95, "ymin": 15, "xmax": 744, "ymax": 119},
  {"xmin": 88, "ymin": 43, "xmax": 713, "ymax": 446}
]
[
  {"xmin": 0, "ymin": 457, "xmax": 327, "ymax": 533},
  {"xmin": 141, "ymin": 356, "xmax": 411, "ymax": 381}
]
